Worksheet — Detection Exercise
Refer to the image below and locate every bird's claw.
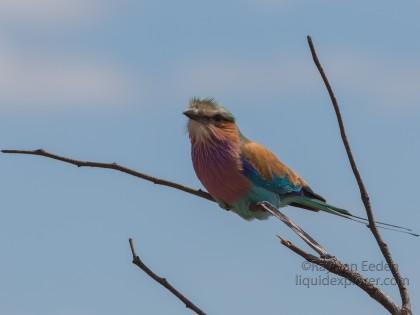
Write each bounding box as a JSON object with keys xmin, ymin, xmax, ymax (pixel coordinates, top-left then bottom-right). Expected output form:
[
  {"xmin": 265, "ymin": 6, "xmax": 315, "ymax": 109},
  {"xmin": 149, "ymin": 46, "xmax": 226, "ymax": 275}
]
[{"xmin": 217, "ymin": 200, "xmax": 231, "ymax": 211}]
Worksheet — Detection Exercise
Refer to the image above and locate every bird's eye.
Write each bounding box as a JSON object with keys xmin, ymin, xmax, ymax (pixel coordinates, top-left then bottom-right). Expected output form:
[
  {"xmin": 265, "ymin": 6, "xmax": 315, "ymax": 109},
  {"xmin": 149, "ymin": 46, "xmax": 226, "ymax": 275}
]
[{"xmin": 213, "ymin": 114, "xmax": 223, "ymax": 122}]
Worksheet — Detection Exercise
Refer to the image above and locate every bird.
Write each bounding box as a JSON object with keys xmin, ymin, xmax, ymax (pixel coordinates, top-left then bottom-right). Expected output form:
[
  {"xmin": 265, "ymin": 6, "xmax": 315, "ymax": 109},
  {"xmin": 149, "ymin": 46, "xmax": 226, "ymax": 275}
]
[{"xmin": 184, "ymin": 97, "xmax": 415, "ymax": 235}]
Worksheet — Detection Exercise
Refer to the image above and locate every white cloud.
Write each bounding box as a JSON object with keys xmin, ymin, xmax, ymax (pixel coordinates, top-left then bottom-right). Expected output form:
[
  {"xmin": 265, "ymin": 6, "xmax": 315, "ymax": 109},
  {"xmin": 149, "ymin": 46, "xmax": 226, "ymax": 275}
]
[
  {"xmin": 0, "ymin": 1, "xmax": 138, "ymax": 110},
  {"xmin": 0, "ymin": 43, "xmax": 139, "ymax": 109},
  {"xmin": 0, "ymin": 0, "xmax": 103, "ymax": 25}
]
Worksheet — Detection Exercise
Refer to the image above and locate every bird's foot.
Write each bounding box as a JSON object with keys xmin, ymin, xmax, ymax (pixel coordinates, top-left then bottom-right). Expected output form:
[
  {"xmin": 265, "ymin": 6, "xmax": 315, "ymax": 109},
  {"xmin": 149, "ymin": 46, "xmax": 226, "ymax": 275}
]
[{"xmin": 216, "ymin": 200, "xmax": 231, "ymax": 211}]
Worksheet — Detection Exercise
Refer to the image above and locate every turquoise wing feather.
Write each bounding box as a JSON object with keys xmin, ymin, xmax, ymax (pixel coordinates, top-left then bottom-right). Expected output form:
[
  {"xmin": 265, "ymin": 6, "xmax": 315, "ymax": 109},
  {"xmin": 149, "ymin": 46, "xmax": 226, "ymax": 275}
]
[{"xmin": 240, "ymin": 141, "xmax": 305, "ymax": 195}]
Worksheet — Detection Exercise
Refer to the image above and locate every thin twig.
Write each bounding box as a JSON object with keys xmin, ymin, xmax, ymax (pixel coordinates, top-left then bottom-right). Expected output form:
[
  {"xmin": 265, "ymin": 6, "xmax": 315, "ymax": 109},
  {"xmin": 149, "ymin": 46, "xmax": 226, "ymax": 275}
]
[
  {"xmin": 307, "ymin": 35, "xmax": 411, "ymax": 314},
  {"xmin": 259, "ymin": 202, "xmax": 328, "ymax": 257},
  {"xmin": 128, "ymin": 238, "xmax": 206, "ymax": 315},
  {"xmin": 277, "ymin": 236, "xmax": 400, "ymax": 314},
  {"xmin": 1, "ymin": 149, "xmax": 214, "ymax": 202},
  {"xmin": 0, "ymin": 149, "xmax": 336, "ymax": 249}
]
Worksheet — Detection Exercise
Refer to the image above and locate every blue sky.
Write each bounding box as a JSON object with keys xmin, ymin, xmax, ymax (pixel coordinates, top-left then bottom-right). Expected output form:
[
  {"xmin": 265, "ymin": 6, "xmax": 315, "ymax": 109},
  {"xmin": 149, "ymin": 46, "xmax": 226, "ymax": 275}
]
[{"xmin": 1, "ymin": 1, "xmax": 420, "ymax": 314}]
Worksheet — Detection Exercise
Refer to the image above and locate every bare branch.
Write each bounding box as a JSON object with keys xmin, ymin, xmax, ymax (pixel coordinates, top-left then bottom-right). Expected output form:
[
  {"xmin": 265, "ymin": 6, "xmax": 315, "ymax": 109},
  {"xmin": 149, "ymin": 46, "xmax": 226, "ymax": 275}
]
[
  {"xmin": 128, "ymin": 238, "xmax": 206, "ymax": 315},
  {"xmin": 1, "ymin": 149, "xmax": 214, "ymax": 202},
  {"xmin": 306, "ymin": 35, "xmax": 411, "ymax": 314},
  {"xmin": 277, "ymin": 236, "xmax": 400, "ymax": 314}
]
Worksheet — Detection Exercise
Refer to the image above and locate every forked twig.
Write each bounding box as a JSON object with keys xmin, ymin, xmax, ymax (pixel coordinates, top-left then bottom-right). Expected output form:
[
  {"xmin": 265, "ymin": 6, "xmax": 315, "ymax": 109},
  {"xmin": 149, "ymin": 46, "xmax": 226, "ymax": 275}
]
[
  {"xmin": 277, "ymin": 236, "xmax": 399, "ymax": 313},
  {"xmin": 258, "ymin": 202, "xmax": 328, "ymax": 257}
]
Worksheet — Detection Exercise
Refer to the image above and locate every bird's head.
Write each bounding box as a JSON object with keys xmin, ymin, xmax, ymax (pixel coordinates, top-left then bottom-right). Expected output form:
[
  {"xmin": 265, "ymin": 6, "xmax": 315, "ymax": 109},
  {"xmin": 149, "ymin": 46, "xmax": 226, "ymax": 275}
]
[{"xmin": 183, "ymin": 98, "xmax": 238, "ymax": 144}]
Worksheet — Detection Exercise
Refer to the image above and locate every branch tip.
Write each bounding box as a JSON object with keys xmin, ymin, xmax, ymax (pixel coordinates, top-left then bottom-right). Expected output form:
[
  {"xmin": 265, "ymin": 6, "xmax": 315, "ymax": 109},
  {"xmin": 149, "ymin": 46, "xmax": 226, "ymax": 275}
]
[
  {"xmin": 128, "ymin": 237, "xmax": 206, "ymax": 315},
  {"xmin": 276, "ymin": 235, "xmax": 290, "ymax": 245},
  {"xmin": 128, "ymin": 238, "xmax": 136, "ymax": 258}
]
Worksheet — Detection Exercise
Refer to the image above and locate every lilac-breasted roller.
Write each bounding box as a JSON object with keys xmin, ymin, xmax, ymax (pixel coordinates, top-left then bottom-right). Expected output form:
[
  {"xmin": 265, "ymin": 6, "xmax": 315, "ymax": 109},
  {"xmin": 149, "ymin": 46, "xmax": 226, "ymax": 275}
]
[{"xmin": 184, "ymin": 97, "xmax": 414, "ymax": 233}]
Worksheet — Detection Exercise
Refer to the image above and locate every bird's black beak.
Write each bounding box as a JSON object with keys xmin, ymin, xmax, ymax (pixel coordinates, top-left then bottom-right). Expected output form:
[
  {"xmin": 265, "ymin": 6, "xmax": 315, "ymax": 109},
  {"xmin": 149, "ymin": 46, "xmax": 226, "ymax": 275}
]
[{"xmin": 183, "ymin": 109, "xmax": 199, "ymax": 120}]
